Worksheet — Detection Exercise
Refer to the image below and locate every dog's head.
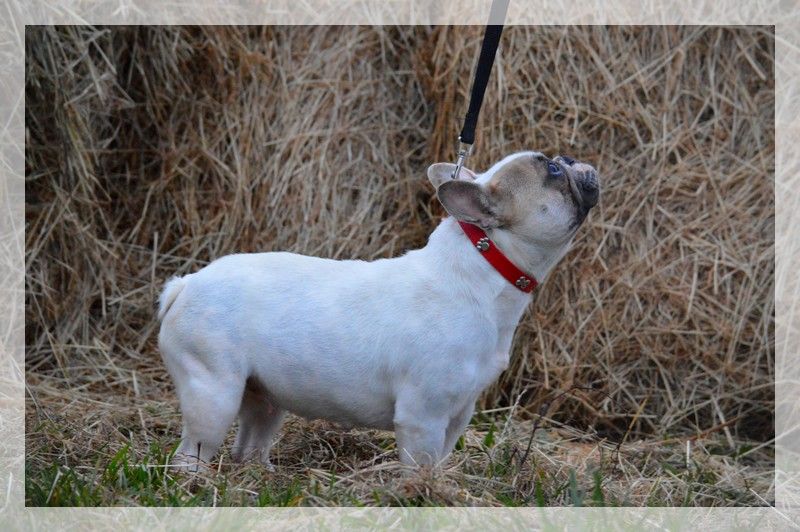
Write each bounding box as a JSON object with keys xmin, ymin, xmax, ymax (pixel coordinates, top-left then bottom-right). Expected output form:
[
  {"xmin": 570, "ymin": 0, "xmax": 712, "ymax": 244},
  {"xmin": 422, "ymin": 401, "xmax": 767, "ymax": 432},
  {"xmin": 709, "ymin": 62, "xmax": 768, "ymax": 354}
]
[{"xmin": 427, "ymin": 151, "xmax": 599, "ymax": 248}]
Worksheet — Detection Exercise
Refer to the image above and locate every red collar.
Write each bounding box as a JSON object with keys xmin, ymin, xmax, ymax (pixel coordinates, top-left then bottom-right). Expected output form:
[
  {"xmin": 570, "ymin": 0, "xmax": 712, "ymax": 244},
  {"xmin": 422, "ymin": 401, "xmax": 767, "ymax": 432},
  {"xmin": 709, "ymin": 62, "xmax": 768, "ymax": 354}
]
[{"xmin": 458, "ymin": 221, "xmax": 538, "ymax": 293}]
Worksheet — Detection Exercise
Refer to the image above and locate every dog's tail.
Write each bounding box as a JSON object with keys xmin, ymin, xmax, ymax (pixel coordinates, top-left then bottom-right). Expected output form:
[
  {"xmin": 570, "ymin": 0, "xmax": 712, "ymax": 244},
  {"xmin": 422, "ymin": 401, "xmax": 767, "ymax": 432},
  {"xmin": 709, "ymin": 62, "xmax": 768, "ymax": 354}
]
[{"xmin": 158, "ymin": 276, "xmax": 187, "ymax": 321}]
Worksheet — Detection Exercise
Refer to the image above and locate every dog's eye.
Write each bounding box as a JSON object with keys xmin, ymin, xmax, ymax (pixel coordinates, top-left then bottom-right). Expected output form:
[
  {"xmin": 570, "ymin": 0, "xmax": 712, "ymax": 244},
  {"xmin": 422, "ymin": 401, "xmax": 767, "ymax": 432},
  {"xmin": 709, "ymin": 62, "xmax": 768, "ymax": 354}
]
[{"xmin": 547, "ymin": 161, "xmax": 563, "ymax": 177}]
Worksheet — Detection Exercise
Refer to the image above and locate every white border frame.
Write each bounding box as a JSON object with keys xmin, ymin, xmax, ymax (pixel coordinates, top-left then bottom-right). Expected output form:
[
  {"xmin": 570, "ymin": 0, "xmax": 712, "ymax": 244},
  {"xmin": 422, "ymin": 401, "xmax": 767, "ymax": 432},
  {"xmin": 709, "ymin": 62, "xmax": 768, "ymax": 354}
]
[{"xmin": 3, "ymin": 1, "xmax": 796, "ymax": 528}]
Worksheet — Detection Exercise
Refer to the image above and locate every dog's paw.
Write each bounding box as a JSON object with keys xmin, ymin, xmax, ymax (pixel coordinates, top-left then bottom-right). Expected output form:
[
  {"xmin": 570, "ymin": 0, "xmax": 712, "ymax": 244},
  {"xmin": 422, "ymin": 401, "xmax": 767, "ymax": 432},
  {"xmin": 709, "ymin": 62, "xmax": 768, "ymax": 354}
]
[
  {"xmin": 232, "ymin": 447, "xmax": 276, "ymax": 472},
  {"xmin": 170, "ymin": 452, "xmax": 208, "ymax": 473}
]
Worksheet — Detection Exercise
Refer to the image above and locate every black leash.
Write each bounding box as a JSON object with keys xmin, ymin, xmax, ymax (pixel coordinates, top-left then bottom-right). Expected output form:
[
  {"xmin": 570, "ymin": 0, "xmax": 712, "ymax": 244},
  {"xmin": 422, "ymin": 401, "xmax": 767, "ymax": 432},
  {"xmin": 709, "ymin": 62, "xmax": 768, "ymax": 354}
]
[{"xmin": 452, "ymin": 0, "xmax": 510, "ymax": 179}]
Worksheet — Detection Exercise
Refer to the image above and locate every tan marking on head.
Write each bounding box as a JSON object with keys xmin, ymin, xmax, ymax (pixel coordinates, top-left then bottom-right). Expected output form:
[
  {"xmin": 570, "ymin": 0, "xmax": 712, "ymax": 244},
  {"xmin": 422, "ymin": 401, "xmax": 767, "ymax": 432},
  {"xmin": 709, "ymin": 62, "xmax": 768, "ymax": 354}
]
[{"xmin": 485, "ymin": 154, "xmax": 575, "ymax": 230}]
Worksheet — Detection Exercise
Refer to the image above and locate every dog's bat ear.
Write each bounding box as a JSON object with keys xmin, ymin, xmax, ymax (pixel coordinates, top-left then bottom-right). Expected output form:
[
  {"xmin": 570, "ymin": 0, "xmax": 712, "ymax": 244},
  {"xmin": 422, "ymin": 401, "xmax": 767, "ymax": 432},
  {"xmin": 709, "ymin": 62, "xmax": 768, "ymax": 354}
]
[
  {"xmin": 427, "ymin": 163, "xmax": 476, "ymax": 189},
  {"xmin": 436, "ymin": 180, "xmax": 500, "ymax": 229}
]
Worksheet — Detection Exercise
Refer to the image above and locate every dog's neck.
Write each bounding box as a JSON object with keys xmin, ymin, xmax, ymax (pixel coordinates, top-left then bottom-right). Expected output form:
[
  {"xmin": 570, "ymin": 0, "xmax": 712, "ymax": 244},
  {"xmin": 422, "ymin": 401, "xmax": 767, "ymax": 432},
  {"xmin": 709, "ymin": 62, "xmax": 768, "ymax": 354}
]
[
  {"xmin": 484, "ymin": 224, "xmax": 575, "ymax": 286},
  {"xmin": 419, "ymin": 217, "xmax": 573, "ymax": 313}
]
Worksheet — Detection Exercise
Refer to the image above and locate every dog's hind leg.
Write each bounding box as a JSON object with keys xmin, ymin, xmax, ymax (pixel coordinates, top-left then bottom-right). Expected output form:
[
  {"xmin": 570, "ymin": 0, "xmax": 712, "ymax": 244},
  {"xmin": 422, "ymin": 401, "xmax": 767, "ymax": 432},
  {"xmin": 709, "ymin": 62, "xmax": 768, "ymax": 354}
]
[
  {"xmin": 166, "ymin": 351, "xmax": 245, "ymax": 472},
  {"xmin": 231, "ymin": 379, "xmax": 285, "ymax": 471}
]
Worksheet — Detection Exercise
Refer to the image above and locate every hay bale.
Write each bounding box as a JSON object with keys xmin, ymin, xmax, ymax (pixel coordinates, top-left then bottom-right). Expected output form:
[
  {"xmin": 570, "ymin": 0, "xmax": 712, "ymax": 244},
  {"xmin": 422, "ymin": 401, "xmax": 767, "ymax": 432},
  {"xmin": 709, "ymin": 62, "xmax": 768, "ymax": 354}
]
[{"xmin": 25, "ymin": 25, "xmax": 773, "ymax": 443}]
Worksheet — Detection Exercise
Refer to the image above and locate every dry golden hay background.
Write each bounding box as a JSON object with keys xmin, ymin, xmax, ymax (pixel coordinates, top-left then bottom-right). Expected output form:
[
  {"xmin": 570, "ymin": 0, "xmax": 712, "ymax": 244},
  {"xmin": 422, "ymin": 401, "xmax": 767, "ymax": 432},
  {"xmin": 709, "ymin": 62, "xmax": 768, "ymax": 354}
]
[{"xmin": 25, "ymin": 25, "xmax": 774, "ymax": 456}]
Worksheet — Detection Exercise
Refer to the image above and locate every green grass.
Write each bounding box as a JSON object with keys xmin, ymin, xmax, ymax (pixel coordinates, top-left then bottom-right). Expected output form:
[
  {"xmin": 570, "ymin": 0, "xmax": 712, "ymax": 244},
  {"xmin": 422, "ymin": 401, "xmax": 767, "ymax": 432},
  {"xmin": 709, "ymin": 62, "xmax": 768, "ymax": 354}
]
[
  {"xmin": 24, "ymin": 413, "xmax": 774, "ymax": 507},
  {"xmin": 26, "ymin": 441, "xmax": 311, "ymax": 507},
  {"xmin": 20, "ymin": 451, "xmax": 636, "ymax": 507}
]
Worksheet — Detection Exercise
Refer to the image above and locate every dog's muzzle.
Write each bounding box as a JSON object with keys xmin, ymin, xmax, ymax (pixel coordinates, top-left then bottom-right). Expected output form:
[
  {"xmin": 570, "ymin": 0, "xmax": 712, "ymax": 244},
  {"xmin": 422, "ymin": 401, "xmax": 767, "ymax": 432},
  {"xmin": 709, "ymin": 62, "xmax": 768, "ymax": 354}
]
[{"xmin": 555, "ymin": 155, "xmax": 600, "ymax": 211}]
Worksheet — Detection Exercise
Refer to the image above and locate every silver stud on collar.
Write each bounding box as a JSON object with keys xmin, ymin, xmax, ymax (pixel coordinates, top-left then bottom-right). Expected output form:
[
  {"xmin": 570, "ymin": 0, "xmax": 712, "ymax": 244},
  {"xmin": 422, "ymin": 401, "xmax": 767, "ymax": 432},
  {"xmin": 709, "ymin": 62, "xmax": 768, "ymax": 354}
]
[
  {"xmin": 476, "ymin": 237, "xmax": 490, "ymax": 252},
  {"xmin": 515, "ymin": 276, "xmax": 531, "ymax": 289}
]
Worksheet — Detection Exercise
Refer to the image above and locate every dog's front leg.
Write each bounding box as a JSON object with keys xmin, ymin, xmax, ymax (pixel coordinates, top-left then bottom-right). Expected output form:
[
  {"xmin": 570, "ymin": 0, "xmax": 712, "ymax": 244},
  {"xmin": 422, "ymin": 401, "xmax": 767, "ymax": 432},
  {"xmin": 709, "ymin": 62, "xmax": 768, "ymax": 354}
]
[
  {"xmin": 393, "ymin": 395, "xmax": 449, "ymax": 466},
  {"xmin": 394, "ymin": 419, "xmax": 448, "ymax": 466}
]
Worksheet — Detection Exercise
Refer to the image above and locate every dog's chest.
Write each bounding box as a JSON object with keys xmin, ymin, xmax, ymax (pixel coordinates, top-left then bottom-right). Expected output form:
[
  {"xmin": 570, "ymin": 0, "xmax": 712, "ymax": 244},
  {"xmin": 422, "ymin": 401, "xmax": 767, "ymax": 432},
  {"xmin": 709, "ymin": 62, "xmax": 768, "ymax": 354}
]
[{"xmin": 482, "ymin": 327, "xmax": 516, "ymax": 384}]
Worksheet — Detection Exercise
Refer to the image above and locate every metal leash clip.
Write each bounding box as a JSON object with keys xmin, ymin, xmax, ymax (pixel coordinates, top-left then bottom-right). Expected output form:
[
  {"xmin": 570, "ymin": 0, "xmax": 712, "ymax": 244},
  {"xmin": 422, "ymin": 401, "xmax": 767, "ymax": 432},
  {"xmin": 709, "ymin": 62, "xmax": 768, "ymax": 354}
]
[{"xmin": 452, "ymin": 137, "xmax": 474, "ymax": 180}]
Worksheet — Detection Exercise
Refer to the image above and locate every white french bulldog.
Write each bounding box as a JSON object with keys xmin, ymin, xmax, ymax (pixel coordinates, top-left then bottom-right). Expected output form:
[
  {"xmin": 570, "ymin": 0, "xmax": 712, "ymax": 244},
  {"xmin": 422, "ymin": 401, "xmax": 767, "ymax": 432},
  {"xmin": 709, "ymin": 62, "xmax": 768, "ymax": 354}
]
[{"xmin": 157, "ymin": 151, "xmax": 599, "ymax": 470}]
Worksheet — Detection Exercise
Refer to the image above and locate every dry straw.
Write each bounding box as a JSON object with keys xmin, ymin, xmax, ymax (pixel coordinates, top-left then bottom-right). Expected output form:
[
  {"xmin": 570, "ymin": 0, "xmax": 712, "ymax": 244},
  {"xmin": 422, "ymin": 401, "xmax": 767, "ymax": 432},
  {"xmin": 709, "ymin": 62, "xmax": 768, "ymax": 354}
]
[{"xmin": 25, "ymin": 25, "xmax": 774, "ymax": 504}]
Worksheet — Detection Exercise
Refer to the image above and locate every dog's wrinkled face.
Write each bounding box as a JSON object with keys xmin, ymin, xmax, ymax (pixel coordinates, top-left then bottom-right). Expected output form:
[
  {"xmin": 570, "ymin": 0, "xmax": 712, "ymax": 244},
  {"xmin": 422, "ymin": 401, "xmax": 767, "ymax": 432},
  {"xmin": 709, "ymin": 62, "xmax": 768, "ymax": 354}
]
[{"xmin": 427, "ymin": 151, "xmax": 599, "ymax": 246}]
